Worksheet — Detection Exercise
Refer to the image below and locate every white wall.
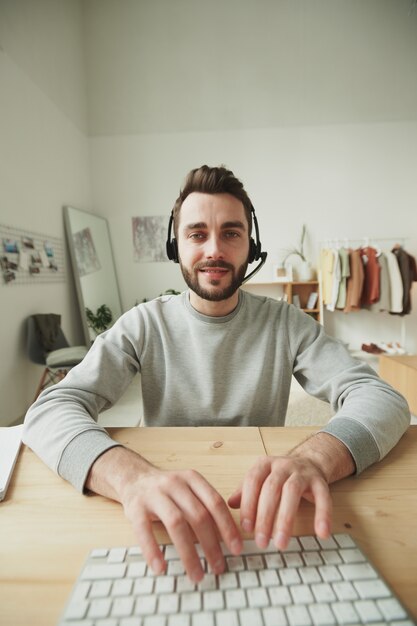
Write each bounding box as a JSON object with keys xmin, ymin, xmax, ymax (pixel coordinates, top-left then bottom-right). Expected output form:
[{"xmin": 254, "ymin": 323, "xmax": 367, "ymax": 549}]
[
  {"xmin": 1, "ymin": 0, "xmax": 416, "ymax": 424},
  {"xmin": 0, "ymin": 1, "xmax": 91, "ymax": 426},
  {"xmin": 90, "ymin": 121, "xmax": 417, "ymax": 353},
  {"xmin": 86, "ymin": 0, "xmax": 417, "ymax": 354}
]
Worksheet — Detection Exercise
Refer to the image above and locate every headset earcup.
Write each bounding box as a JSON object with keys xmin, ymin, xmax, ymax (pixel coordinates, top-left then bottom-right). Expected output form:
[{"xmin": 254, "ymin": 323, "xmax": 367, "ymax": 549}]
[
  {"xmin": 248, "ymin": 238, "xmax": 257, "ymax": 264},
  {"xmin": 170, "ymin": 238, "xmax": 179, "ymax": 263}
]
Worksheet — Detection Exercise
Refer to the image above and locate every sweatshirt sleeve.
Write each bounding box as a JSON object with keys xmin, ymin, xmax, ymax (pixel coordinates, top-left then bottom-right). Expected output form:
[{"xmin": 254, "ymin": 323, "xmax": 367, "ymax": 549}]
[
  {"xmin": 22, "ymin": 308, "xmax": 142, "ymax": 492},
  {"xmin": 288, "ymin": 308, "xmax": 411, "ymax": 474}
]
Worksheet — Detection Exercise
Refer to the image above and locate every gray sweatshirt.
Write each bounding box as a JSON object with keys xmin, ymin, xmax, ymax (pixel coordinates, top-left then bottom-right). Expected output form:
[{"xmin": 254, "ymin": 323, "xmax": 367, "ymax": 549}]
[{"xmin": 23, "ymin": 290, "xmax": 410, "ymax": 492}]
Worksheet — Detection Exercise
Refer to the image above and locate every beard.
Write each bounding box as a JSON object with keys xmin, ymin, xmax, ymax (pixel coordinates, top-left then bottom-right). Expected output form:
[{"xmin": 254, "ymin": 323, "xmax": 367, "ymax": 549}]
[{"xmin": 180, "ymin": 259, "xmax": 248, "ymax": 302}]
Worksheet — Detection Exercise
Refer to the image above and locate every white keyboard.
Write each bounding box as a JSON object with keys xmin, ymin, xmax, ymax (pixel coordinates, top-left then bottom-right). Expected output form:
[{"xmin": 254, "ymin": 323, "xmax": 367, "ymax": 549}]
[{"xmin": 59, "ymin": 533, "xmax": 415, "ymax": 626}]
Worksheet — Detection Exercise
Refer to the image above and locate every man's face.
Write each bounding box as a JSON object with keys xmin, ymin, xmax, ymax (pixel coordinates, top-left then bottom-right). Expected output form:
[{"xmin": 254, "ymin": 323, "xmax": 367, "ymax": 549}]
[{"xmin": 177, "ymin": 192, "xmax": 250, "ymax": 305}]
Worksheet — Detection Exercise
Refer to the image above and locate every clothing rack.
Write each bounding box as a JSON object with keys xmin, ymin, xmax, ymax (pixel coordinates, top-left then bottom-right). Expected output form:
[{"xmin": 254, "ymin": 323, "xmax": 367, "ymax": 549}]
[
  {"xmin": 319, "ymin": 236, "xmax": 408, "ymax": 249},
  {"xmin": 319, "ymin": 236, "xmax": 411, "ymax": 350}
]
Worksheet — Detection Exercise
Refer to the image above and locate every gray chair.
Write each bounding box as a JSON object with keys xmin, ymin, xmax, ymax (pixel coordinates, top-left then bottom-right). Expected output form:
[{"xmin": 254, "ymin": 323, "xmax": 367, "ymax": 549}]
[{"xmin": 27, "ymin": 315, "xmax": 88, "ymax": 401}]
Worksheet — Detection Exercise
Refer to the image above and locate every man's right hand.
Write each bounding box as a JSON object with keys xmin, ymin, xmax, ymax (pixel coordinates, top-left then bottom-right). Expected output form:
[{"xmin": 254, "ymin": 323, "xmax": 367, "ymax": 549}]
[{"xmin": 86, "ymin": 446, "xmax": 243, "ymax": 582}]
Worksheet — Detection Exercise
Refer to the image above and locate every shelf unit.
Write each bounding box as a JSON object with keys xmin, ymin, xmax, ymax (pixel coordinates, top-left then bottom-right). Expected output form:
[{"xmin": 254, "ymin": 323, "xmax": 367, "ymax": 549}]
[{"xmin": 242, "ymin": 280, "xmax": 322, "ymax": 324}]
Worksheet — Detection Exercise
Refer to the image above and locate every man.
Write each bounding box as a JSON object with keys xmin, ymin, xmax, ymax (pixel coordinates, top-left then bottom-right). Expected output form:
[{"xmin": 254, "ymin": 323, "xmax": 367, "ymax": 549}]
[{"xmin": 23, "ymin": 165, "xmax": 410, "ymax": 584}]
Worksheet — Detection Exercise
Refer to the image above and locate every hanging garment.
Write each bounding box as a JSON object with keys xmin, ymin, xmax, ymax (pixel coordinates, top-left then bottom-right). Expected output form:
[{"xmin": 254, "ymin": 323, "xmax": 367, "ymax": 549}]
[
  {"xmin": 344, "ymin": 249, "xmax": 365, "ymax": 312},
  {"xmin": 320, "ymin": 248, "xmax": 334, "ymax": 305},
  {"xmin": 360, "ymin": 247, "xmax": 380, "ymax": 306},
  {"xmin": 385, "ymin": 251, "xmax": 404, "ymax": 313},
  {"xmin": 336, "ymin": 247, "xmax": 351, "ymax": 309},
  {"xmin": 391, "ymin": 247, "xmax": 417, "ymax": 315},
  {"xmin": 327, "ymin": 249, "xmax": 341, "ymax": 312},
  {"xmin": 369, "ymin": 252, "xmax": 390, "ymax": 313}
]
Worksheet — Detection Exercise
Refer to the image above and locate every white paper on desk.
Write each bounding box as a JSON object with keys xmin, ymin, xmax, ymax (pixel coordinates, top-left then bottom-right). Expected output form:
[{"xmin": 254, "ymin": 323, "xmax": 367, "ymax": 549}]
[{"xmin": 0, "ymin": 424, "xmax": 23, "ymax": 501}]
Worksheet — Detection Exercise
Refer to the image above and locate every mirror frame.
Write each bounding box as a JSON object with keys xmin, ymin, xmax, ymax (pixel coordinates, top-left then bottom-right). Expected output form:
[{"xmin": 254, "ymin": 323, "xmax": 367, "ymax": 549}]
[{"xmin": 63, "ymin": 205, "xmax": 123, "ymax": 345}]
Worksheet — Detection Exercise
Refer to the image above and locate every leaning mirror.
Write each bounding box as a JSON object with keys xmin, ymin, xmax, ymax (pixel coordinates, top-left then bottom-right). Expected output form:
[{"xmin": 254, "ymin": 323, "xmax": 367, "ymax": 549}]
[{"xmin": 64, "ymin": 206, "xmax": 123, "ymax": 345}]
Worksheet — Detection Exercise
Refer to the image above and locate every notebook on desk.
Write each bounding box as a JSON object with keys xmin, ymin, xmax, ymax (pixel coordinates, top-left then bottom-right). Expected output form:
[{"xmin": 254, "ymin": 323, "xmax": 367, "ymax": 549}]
[{"xmin": 0, "ymin": 423, "xmax": 23, "ymax": 501}]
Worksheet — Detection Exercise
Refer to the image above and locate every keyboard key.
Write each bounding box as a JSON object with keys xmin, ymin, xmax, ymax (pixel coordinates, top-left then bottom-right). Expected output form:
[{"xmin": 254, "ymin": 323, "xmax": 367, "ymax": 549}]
[
  {"xmin": 112, "ymin": 596, "xmax": 135, "ymax": 617},
  {"xmin": 339, "ymin": 563, "xmax": 378, "ymax": 581},
  {"xmin": 134, "ymin": 594, "xmax": 157, "ymax": 615},
  {"xmin": 192, "ymin": 613, "xmax": 214, "ymax": 626},
  {"xmin": 265, "ymin": 553, "xmax": 284, "ymax": 569},
  {"xmin": 282, "ymin": 538, "xmax": 302, "ymax": 552},
  {"xmin": 164, "ymin": 545, "xmax": 180, "ymax": 560},
  {"xmin": 377, "ymin": 598, "xmax": 408, "ymax": 621},
  {"xmin": 226, "ymin": 556, "xmax": 244, "ymax": 572},
  {"xmin": 283, "ymin": 553, "xmax": 304, "ymax": 568},
  {"xmin": 239, "ymin": 607, "xmax": 263, "ymax": 626},
  {"xmin": 310, "ymin": 583, "xmax": 336, "ymax": 603},
  {"xmin": 157, "ymin": 593, "xmax": 179, "ymax": 614},
  {"xmin": 112, "ymin": 579, "xmax": 133, "ymax": 597},
  {"xmin": 331, "ymin": 601, "xmax": 360, "ymax": 624},
  {"xmin": 332, "ymin": 581, "xmax": 358, "ymax": 601},
  {"xmin": 128, "ymin": 561, "xmax": 147, "ymax": 578},
  {"xmin": 318, "ymin": 565, "xmax": 342, "ymax": 583},
  {"xmin": 120, "ymin": 618, "xmax": 142, "ymax": 626},
  {"xmin": 279, "ymin": 568, "xmax": 301, "ymax": 586},
  {"xmin": 300, "ymin": 536, "xmax": 320, "ymax": 551},
  {"xmin": 87, "ymin": 598, "xmax": 111, "ymax": 618},
  {"xmin": 81, "ymin": 563, "xmax": 127, "ymax": 581},
  {"xmin": 198, "ymin": 574, "xmax": 217, "ymax": 591},
  {"xmin": 108, "ymin": 547, "xmax": 127, "ymax": 563},
  {"xmin": 167, "ymin": 560, "xmax": 185, "ymax": 576},
  {"xmin": 91, "ymin": 549, "xmax": 109, "ymax": 558},
  {"xmin": 354, "ymin": 599, "xmax": 383, "ymax": 622},
  {"xmin": 155, "ymin": 576, "xmax": 175, "ymax": 594},
  {"xmin": 71, "ymin": 582, "xmax": 90, "ymax": 602},
  {"xmin": 214, "ymin": 610, "xmax": 239, "ymax": 626},
  {"xmin": 290, "ymin": 584, "xmax": 314, "ymax": 605},
  {"xmin": 225, "ymin": 588, "xmax": 246, "ymax": 609},
  {"xmin": 262, "ymin": 606, "xmax": 288, "ymax": 626},
  {"xmin": 298, "ymin": 567, "xmax": 321, "ymax": 584},
  {"xmin": 238, "ymin": 570, "xmax": 259, "ymax": 588},
  {"xmin": 247, "ymin": 586, "xmax": 269, "ymax": 607},
  {"xmin": 340, "ymin": 548, "xmax": 366, "ymax": 564},
  {"xmin": 90, "ymin": 580, "xmax": 112, "ymax": 598},
  {"xmin": 268, "ymin": 586, "xmax": 292, "ymax": 606},
  {"xmin": 259, "ymin": 568, "xmax": 279, "ymax": 587},
  {"xmin": 302, "ymin": 552, "xmax": 323, "ymax": 567},
  {"xmin": 180, "ymin": 592, "xmax": 201, "ymax": 613},
  {"xmin": 246, "ymin": 555, "xmax": 264, "ymax": 570},
  {"xmin": 308, "ymin": 602, "xmax": 335, "ymax": 625},
  {"xmin": 286, "ymin": 604, "xmax": 312, "ymax": 626},
  {"xmin": 334, "ymin": 534, "xmax": 356, "ymax": 549},
  {"xmin": 134, "ymin": 577, "xmax": 154, "ymax": 595},
  {"xmin": 321, "ymin": 550, "xmax": 342, "ymax": 565},
  {"xmin": 143, "ymin": 616, "xmax": 167, "ymax": 626},
  {"xmin": 203, "ymin": 590, "xmax": 224, "ymax": 611},
  {"xmin": 176, "ymin": 576, "xmax": 196, "ymax": 593},
  {"xmin": 317, "ymin": 536, "xmax": 338, "ymax": 550},
  {"xmin": 354, "ymin": 579, "xmax": 391, "ymax": 599},
  {"xmin": 168, "ymin": 615, "xmax": 191, "ymax": 626},
  {"xmin": 64, "ymin": 600, "xmax": 89, "ymax": 620},
  {"xmin": 217, "ymin": 572, "xmax": 238, "ymax": 589}
]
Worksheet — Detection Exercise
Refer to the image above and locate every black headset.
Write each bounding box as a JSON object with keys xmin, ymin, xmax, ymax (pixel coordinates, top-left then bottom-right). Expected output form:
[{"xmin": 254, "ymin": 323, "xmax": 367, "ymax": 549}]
[{"xmin": 166, "ymin": 203, "xmax": 268, "ymax": 283}]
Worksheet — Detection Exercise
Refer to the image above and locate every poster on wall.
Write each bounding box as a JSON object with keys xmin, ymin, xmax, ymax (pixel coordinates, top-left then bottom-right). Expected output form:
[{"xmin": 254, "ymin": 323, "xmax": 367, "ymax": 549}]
[
  {"xmin": 73, "ymin": 227, "xmax": 101, "ymax": 276},
  {"xmin": 0, "ymin": 223, "xmax": 65, "ymax": 286},
  {"xmin": 132, "ymin": 216, "xmax": 168, "ymax": 263}
]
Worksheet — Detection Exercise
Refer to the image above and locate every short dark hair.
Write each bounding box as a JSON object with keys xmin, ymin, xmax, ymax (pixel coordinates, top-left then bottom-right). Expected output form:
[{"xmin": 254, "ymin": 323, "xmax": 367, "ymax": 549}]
[{"xmin": 172, "ymin": 165, "xmax": 253, "ymax": 237}]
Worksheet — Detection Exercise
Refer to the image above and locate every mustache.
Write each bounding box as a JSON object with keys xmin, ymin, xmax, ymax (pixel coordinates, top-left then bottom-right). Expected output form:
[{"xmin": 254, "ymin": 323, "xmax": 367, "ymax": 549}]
[{"xmin": 193, "ymin": 260, "xmax": 235, "ymax": 271}]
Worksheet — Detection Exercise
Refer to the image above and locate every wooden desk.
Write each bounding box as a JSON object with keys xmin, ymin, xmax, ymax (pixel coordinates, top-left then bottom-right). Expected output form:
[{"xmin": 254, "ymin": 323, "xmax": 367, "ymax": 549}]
[
  {"xmin": 379, "ymin": 354, "xmax": 417, "ymax": 415},
  {"xmin": 1, "ymin": 426, "xmax": 416, "ymax": 625}
]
